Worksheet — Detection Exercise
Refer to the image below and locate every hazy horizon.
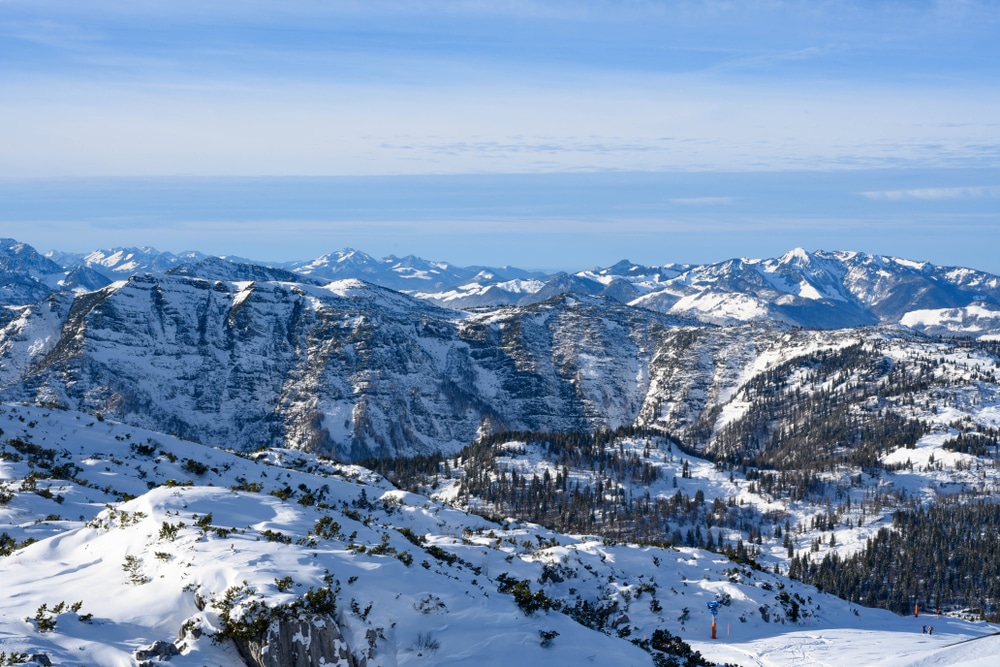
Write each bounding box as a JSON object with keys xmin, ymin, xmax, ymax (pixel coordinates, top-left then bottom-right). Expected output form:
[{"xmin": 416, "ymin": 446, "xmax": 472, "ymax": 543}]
[{"xmin": 2, "ymin": 1, "xmax": 997, "ymax": 272}]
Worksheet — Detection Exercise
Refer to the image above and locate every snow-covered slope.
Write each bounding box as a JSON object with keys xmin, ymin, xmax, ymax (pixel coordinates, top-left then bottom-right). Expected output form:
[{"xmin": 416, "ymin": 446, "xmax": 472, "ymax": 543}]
[
  {"xmin": 1, "ymin": 404, "xmax": 995, "ymax": 666},
  {"xmin": 0, "ymin": 405, "xmax": 650, "ymax": 665},
  {"xmin": 900, "ymin": 303, "xmax": 1000, "ymax": 338}
]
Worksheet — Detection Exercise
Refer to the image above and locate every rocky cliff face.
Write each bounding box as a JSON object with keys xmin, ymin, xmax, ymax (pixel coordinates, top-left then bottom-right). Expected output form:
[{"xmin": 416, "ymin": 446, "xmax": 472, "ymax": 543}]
[
  {"xmin": 0, "ymin": 272, "xmax": 707, "ymax": 459},
  {"xmin": 1, "ymin": 266, "xmax": 939, "ymax": 461},
  {"xmin": 4, "ymin": 243, "xmax": 998, "ymax": 461}
]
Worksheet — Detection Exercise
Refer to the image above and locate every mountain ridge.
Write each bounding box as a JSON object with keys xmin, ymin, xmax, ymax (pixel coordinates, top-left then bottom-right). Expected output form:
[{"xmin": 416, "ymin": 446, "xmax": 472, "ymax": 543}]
[
  {"xmin": 4, "ymin": 237, "xmax": 1000, "ymax": 461},
  {"xmin": 11, "ymin": 240, "xmax": 1000, "ymax": 335}
]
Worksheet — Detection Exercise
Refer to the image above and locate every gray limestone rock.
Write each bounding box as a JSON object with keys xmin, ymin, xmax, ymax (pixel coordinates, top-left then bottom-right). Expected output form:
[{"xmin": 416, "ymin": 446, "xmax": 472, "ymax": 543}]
[{"xmin": 232, "ymin": 616, "xmax": 359, "ymax": 667}]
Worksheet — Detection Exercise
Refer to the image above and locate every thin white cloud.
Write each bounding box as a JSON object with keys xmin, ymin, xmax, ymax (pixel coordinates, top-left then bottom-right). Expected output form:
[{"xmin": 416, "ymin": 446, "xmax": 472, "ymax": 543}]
[
  {"xmin": 860, "ymin": 186, "xmax": 1000, "ymax": 201},
  {"xmin": 669, "ymin": 197, "xmax": 733, "ymax": 205},
  {"xmin": 0, "ymin": 19, "xmax": 103, "ymax": 49},
  {"xmin": 710, "ymin": 44, "xmax": 838, "ymax": 73},
  {"xmin": 2, "ymin": 76, "xmax": 998, "ymax": 177},
  {"xmin": 1, "ymin": 0, "xmax": 999, "ymax": 178}
]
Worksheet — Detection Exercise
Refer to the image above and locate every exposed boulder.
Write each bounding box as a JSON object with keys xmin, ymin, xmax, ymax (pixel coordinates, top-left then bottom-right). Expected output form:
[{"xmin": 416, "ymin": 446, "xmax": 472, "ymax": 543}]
[{"xmin": 135, "ymin": 639, "xmax": 181, "ymax": 663}]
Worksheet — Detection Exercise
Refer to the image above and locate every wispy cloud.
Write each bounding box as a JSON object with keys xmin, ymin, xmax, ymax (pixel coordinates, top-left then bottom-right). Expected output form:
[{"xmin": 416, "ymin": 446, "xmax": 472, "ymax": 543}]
[
  {"xmin": 381, "ymin": 137, "xmax": 680, "ymax": 157},
  {"xmin": 0, "ymin": 1, "xmax": 998, "ymax": 178},
  {"xmin": 710, "ymin": 44, "xmax": 839, "ymax": 74},
  {"xmin": 669, "ymin": 197, "xmax": 734, "ymax": 205},
  {"xmin": 0, "ymin": 19, "xmax": 103, "ymax": 49},
  {"xmin": 860, "ymin": 186, "xmax": 1000, "ymax": 201}
]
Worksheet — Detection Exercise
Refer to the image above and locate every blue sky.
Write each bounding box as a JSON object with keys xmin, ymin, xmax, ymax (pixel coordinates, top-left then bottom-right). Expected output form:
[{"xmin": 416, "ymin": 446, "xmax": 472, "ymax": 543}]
[{"xmin": 1, "ymin": 1, "xmax": 998, "ymax": 271}]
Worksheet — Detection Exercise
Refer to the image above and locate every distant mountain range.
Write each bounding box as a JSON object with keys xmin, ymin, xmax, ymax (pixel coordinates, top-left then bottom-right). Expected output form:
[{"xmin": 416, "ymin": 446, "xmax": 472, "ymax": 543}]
[{"xmin": 4, "ymin": 238, "xmax": 999, "ymax": 335}]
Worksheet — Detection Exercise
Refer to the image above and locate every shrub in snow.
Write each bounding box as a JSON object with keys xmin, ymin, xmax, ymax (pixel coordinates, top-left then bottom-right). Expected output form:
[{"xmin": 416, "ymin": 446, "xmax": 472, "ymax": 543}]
[
  {"xmin": 122, "ymin": 554, "xmax": 149, "ymax": 585},
  {"xmin": 539, "ymin": 630, "xmax": 559, "ymax": 647},
  {"xmin": 413, "ymin": 632, "xmax": 441, "ymax": 655}
]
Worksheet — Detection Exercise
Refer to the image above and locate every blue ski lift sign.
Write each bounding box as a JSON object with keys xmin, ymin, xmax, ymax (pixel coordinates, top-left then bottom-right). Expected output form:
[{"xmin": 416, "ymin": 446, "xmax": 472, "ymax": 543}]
[{"xmin": 707, "ymin": 601, "xmax": 720, "ymax": 615}]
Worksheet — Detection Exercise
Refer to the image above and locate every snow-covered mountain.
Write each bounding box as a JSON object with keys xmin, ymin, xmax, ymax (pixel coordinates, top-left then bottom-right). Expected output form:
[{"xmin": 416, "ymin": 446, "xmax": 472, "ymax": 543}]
[
  {"xmin": 288, "ymin": 248, "xmax": 549, "ymax": 298},
  {"xmin": 2, "ymin": 403, "xmax": 997, "ymax": 666},
  {"xmin": 5, "ymin": 245, "xmax": 209, "ymax": 303},
  {"xmin": 168, "ymin": 256, "xmax": 324, "ymax": 285},
  {"xmin": 409, "ymin": 259, "xmax": 689, "ymax": 309},
  {"xmin": 76, "ymin": 246, "xmax": 207, "ymax": 279},
  {"xmin": 5, "ymin": 237, "xmax": 1000, "ymax": 462},
  {"xmin": 0, "ymin": 268, "xmax": 702, "ymax": 459},
  {"xmin": 310, "ymin": 247, "xmax": 1000, "ymax": 331},
  {"xmin": 632, "ymin": 248, "xmax": 1000, "ymax": 330},
  {"xmin": 0, "ymin": 238, "xmax": 66, "ymax": 305},
  {"xmin": 19, "ymin": 240, "xmax": 1000, "ymax": 334}
]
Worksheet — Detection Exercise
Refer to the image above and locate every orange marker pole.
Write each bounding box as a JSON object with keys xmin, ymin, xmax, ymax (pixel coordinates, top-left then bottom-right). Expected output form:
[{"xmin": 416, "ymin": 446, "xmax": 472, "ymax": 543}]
[
  {"xmin": 915, "ymin": 603, "xmax": 919, "ymax": 618},
  {"xmin": 712, "ymin": 618, "xmax": 717, "ymax": 639}
]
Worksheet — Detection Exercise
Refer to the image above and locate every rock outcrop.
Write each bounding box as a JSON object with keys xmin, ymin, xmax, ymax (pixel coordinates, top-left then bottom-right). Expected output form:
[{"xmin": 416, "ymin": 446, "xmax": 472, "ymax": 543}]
[{"xmin": 232, "ymin": 617, "xmax": 358, "ymax": 667}]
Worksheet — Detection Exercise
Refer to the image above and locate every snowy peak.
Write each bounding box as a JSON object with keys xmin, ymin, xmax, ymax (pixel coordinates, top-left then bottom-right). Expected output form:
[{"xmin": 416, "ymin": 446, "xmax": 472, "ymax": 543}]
[
  {"xmin": 0, "ymin": 238, "xmax": 67, "ymax": 306},
  {"xmin": 83, "ymin": 246, "xmax": 157, "ymax": 271},
  {"xmin": 293, "ymin": 247, "xmax": 382, "ymax": 276},
  {"xmin": 288, "ymin": 248, "xmax": 551, "ymax": 303},
  {"xmin": 577, "ymin": 259, "xmax": 690, "ymax": 296},
  {"xmin": 632, "ymin": 248, "xmax": 1000, "ymax": 331},
  {"xmin": 0, "ymin": 238, "xmax": 64, "ymax": 276},
  {"xmin": 80, "ymin": 246, "xmax": 207, "ymax": 277},
  {"xmin": 518, "ymin": 273, "xmax": 605, "ymax": 305},
  {"xmin": 777, "ymin": 246, "xmax": 812, "ymax": 266}
]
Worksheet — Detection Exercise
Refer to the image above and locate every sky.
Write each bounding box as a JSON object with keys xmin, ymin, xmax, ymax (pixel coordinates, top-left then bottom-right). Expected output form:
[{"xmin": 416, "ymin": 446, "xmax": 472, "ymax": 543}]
[{"xmin": 1, "ymin": 0, "xmax": 998, "ymax": 272}]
